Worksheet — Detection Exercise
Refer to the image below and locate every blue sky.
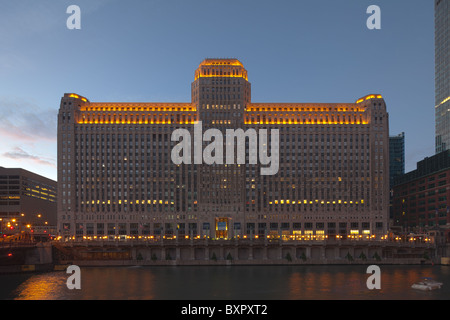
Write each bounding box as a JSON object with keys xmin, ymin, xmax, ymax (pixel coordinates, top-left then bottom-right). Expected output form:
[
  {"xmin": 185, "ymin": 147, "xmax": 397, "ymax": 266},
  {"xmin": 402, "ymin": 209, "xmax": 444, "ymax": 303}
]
[{"xmin": 0, "ymin": 0, "xmax": 435, "ymax": 181}]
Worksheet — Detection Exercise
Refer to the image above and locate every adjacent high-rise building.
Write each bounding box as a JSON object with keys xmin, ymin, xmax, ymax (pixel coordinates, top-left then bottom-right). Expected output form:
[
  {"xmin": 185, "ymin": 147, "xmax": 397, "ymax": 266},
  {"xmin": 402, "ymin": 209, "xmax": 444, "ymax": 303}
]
[
  {"xmin": 57, "ymin": 58, "xmax": 390, "ymax": 240},
  {"xmin": 389, "ymin": 132, "xmax": 405, "ymax": 189},
  {"xmin": 435, "ymin": 0, "xmax": 450, "ymax": 153}
]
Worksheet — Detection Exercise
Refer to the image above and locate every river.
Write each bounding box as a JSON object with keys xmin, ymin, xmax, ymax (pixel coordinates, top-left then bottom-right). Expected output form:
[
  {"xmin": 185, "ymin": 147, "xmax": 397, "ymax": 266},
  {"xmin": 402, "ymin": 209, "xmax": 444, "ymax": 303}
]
[{"xmin": 1, "ymin": 265, "xmax": 450, "ymax": 300}]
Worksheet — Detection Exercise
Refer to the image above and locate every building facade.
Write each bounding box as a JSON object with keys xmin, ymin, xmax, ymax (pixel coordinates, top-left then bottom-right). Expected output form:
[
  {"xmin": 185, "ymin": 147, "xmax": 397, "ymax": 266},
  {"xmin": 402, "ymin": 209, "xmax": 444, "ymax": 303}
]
[
  {"xmin": 57, "ymin": 58, "xmax": 390, "ymax": 240},
  {"xmin": 435, "ymin": 0, "xmax": 450, "ymax": 153},
  {"xmin": 0, "ymin": 167, "xmax": 57, "ymax": 235},
  {"xmin": 393, "ymin": 150, "xmax": 450, "ymax": 231},
  {"xmin": 389, "ymin": 132, "xmax": 405, "ymax": 189}
]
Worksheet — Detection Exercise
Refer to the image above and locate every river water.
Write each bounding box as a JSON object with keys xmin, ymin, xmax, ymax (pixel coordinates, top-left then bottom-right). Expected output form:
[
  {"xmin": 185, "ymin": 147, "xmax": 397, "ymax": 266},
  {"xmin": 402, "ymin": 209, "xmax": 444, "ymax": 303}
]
[{"xmin": 1, "ymin": 265, "xmax": 450, "ymax": 300}]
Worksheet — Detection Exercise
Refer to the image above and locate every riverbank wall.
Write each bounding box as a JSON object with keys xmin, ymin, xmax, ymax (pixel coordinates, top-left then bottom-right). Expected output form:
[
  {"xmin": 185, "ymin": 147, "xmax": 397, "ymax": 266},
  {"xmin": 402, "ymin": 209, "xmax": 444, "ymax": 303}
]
[
  {"xmin": 52, "ymin": 239, "xmax": 440, "ymax": 268},
  {"xmin": 1, "ymin": 239, "xmax": 447, "ymax": 273}
]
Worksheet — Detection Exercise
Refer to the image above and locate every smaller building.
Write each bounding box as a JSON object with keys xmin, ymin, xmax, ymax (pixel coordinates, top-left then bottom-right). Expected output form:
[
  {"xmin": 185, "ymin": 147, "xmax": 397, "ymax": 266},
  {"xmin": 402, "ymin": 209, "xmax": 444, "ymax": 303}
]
[
  {"xmin": 0, "ymin": 167, "xmax": 57, "ymax": 237},
  {"xmin": 389, "ymin": 132, "xmax": 405, "ymax": 189},
  {"xmin": 392, "ymin": 150, "xmax": 450, "ymax": 241}
]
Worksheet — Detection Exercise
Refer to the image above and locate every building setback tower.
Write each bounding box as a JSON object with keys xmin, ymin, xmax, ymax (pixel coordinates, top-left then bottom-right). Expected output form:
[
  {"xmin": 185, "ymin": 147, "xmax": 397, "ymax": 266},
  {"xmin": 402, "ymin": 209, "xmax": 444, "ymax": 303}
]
[
  {"xmin": 57, "ymin": 58, "xmax": 390, "ymax": 240},
  {"xmin": 435, "ymin": 0, "xmax": 450, "ymax": 153}
]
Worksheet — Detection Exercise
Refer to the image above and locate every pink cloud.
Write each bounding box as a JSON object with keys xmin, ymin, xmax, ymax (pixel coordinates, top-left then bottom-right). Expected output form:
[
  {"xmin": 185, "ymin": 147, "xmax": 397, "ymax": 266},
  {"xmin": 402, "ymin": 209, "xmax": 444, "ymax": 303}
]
[
  {"xmin": 0, "ymin": 97, "xmax": 56, "ymax": 142},
  {"xmin": 2, "ymin": 147, "xmax": 56, "ymax": 168}
]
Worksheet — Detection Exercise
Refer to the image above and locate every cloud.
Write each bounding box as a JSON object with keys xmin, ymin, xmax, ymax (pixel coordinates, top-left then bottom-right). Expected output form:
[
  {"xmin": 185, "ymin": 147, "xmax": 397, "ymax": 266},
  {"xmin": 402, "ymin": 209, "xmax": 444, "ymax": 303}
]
[
  {"xmin": 0, "ymin": 96, "xmax": 57, "ymax": 142},
  {"xmin": 2, "ymin": 147, "xmax": 56, "ymax": 168}
]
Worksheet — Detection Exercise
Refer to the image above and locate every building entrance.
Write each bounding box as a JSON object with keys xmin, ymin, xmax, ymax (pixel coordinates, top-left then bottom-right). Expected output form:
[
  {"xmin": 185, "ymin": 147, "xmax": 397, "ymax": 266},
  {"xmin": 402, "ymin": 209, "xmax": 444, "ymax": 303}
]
[{"xmin": 215, "ymin": 218, "xmax": 228, "ymax": 239}]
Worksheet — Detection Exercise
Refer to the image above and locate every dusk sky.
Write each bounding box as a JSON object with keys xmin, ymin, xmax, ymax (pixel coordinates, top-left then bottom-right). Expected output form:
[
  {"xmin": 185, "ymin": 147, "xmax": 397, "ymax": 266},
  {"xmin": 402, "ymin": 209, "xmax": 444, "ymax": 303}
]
[{"xmin": 0, "ymin": 0, "xmax": 435, "ymax": 181}]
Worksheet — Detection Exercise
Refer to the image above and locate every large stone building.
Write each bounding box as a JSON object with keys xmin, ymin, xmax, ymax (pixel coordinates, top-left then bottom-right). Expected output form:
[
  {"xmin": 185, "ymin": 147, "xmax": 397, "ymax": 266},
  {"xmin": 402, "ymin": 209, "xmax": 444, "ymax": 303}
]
[
  {"xmin": 57, "ymin": 58, "xmax": 390, "ymax": 240},
  {"xmin": 435, "ymin": 0, "xmax": 450, "ymax": 153}
]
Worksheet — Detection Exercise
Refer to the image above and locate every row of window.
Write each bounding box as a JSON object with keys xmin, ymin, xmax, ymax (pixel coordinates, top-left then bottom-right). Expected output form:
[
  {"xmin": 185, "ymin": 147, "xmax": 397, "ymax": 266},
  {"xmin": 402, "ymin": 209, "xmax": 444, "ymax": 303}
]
[{"xmin": 61, "ymin": 221, "xmax": 384, "ymax": 235}]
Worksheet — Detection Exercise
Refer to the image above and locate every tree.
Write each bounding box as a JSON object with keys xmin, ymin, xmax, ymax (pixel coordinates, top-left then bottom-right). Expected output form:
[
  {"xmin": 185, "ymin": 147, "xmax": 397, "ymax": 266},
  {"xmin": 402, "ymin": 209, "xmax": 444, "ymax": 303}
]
[
  {"xmin": 285, "ymin": 252, "xmax": 292, "ymax": 262},
  {"xmin": 300, "ymin": 252, "xmax": 307, "ymax": 261},
  {"xmin": 346, "ymin": 252, "xmax": 354, "ymax": 261},
  {"xmin": 373, "ymin": 252, "xmax": 381, "ymax": 261}
]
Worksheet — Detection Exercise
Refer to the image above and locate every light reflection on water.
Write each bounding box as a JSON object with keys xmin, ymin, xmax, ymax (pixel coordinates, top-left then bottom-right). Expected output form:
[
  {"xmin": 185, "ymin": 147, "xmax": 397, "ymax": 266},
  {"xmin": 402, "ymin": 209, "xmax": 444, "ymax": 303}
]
[
  {"xmin": 3, "ymin": 265, "xmax": 450, "ymax": 300},
  {"xmin": 13, "ymin": 273, "xmax": 68, "ymax": 300}
]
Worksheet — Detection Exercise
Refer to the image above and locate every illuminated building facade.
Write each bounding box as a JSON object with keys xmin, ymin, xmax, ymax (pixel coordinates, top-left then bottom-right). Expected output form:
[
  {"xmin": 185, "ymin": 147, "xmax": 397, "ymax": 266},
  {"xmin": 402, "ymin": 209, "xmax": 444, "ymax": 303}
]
[
  {"xmin": 57, "ymin": 58, "xmax": 390, "ymax": 240},
  {"xmin": 435, "ymin": 0, "xmax": 450, "ymax": 153},
  {"xmin": 0, "ymin": 167, "xmax": 57, "ymax": 235}
]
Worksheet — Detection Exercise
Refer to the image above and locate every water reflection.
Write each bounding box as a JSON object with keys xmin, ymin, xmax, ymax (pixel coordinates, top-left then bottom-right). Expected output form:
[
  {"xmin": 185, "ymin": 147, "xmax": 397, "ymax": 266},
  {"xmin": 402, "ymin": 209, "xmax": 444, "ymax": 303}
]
[
  {"xmin": 4, "ymin": 265, "xmax": 450, "ymax": 300},
  {"xmin": 14, "ymin": 273, "xmax": 68, "ymax": 300},
  {"xmin": 287, "ymin": 267, "xmax": 364, "ymax": 299},
  {"xmin": 76, "ymin": 267, "xmax": 157, "ymax": 299}
]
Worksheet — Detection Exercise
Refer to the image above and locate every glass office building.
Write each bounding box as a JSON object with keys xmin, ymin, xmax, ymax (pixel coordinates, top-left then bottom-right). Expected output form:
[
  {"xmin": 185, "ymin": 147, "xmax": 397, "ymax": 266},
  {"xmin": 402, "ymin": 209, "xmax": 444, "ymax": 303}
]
[
  {"xmin": 389, "ymin": 132, "xmax": 405, "ymax": 189},
  {"xmin": 435, "ymin": 0, "xmax": 450, "ymax": 153}
]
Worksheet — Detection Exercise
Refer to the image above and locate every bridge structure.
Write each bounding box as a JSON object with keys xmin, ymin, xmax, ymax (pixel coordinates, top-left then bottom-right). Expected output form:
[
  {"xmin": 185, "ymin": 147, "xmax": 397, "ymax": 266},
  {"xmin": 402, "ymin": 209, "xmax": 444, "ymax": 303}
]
[{"xmin": 0, "ymin": 241, "xmax": 53, "ymax": 272}]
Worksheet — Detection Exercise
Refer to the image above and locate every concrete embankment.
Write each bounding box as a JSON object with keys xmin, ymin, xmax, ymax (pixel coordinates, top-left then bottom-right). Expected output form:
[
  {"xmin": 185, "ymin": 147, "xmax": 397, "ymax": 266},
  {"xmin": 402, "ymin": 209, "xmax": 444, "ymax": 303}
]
[
  {"xmin": 62, "ymin": 257, "xmax": 435, "ymax": 267},
  {"xmin": 1, "ymin": 239, "xmax": 447, "ymax": 273},
  {"xmin": 52, "ymin": 239, "xmax": 440, "ymax": 268}
]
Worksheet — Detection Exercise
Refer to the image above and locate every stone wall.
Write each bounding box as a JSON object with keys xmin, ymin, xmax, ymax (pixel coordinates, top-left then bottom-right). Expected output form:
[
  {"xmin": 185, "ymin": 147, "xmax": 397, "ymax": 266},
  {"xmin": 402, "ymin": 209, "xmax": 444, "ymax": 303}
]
[{"xmin": 53, "ymin": 239, "xmax": 437, "ymax": 266}]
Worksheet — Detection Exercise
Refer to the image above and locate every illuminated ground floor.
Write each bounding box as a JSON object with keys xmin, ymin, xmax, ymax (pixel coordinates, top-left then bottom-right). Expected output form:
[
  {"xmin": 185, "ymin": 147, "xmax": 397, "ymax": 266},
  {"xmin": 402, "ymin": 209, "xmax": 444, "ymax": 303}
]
[{"xmin": 58, "ymin": 214, "xmax": 389, "ymax": 241}]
